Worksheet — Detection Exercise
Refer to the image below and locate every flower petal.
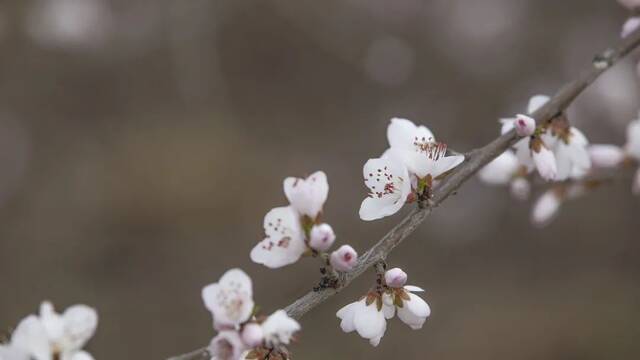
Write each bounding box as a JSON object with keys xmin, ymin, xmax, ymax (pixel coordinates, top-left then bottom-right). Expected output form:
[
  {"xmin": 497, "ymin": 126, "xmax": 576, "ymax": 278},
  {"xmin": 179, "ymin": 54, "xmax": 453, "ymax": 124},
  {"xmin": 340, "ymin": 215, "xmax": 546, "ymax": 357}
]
[
  {"xmin": 353, "ymin": 301, "xmax": 386, "ymax": 340},
  {"xmin": 527, "ymin": 95, "xmax": 550, "ymax": 114},
  {"xmin": 251, "ymin": 206, "xmax": 306, "ymax": 268},
  {"xmin": 336, "ymin": 302, "xmax": 358, "ymax": 333},
  {"xmin": 397, "ymin": 293, "xmax": 431, "ymax": 330},
  {"xmin": 478, "ymin": 151, "xmax": 519, "ymax": 185},
  {"xmin": 202, "ymin": 269, "xmax": 254, "ymax": 327},
  {"xmin": 61, "ymin": 305, "xmax": 98, "ymax": 351},
  {"xmin": 11, "ymin": 315, "xmax": 51, "ymax": 360},
  {"xmin": 283, "ymin": 171, "xmax": 329, "ymax": 218}
]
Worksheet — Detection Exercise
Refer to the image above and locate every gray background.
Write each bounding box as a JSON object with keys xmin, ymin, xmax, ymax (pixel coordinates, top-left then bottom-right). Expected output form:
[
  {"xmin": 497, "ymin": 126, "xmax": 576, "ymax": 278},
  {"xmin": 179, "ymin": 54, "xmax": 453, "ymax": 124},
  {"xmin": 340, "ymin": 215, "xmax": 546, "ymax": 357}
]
[{"xmin": 0, "ymin": 0, "xmax": 638, "ymax": 359}]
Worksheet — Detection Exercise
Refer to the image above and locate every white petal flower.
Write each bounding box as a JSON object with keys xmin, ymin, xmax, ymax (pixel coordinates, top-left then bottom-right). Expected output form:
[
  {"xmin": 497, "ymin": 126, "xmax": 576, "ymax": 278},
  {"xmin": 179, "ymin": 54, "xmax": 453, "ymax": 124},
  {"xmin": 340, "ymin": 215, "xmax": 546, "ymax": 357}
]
[
  {"xmin": 240, "ymin": 323, "xmax": 264, "ymax": 348},
  {"xmin": 387, "ymin": 117, "xmax": 435, "ymax": 151},
  {"xmin": 250, "ymin": 206, "xmax": 307, "ymax": 268},
  {"xmin": 478, "ymin": 151, "xmax": 520, "ymax": 185},
  {"xmin": 202, "ymin": 269, "xmax": 254, "ymax": 328},
  {"xmin": 531, "ymin": 190, "xmax": 562, "ymax": 227},
  {"xmin": 384, "ymin": 268, "xmax": 408, "ymax": 288},
  {"xmin": 625, "ymin": 117, "xmax": 640, "ymax": 161},
  {"xmin": 0, "ymin": 346, "xmax": 31, "ymax": 360},
  {"xmin": 329, "ymin": 245, "xmax": 358, "ymax": 272},
  {"xmin": 261, "ymin": 310, "xmax": 300, "ymax": 347},
  {"xmin": 208, "ymin": 330, "xmax": 247, "ymax": 360},
  {"xmin": 283, "ymin": 171, "xmax": 329, "ymax": 219},
  {"xmin": 359, "ymin": 158, "xmax": 412, "ymax": 221},
  {"xmin": 385, "ymin": 118, "xmax": 464, "ymax": 180},
  {"xmin": 552, "ymin": 127, "xmax": 591, "ymax": 181},
  {"xmin": 509, "ymin": 177, "xmax": 531, "ymax": 201},
  {"xmin": 337, "ymin": 299, "xmax": 387, "ymax": 347},
  {"xmin": 38, "ymin": 302, "xmax": 97, "ymax": 359},
  {"xmin": 308, "ymin": 223, "xmax": 336, "ymax": 252},
  {"xmin": 527, "ymin": 95, "xmax": 550, "ymax": 115},
  {"xmin": 622, "ymin": 17, "xmax": 640, "ymax": 38},
  {"xmin": 514, "ymin": 114, "xmax": 536, "ymax": 137},
  {"xmin": 588, "ymin": 144, "xmax": 625, "ymax": 169},
  {"xmin": 6, "ymin": 315, "xmax": 50, "ymax": 360},
  {"xmin": 396, "ymin": 291, "xmax": 431, "ymax": 331},
  {"xmin": 381, "ymin": 293, "xmax": 396, "ymax": 319},
  {"xmin": 531, "ymin": 140, "xmax": 557, "ymax": 181}
]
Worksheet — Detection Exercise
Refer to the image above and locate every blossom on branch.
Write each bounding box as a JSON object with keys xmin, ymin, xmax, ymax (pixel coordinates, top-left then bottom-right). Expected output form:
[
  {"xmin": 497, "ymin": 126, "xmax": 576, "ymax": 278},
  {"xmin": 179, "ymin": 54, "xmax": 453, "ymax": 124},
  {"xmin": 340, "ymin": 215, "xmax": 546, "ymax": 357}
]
[
  {"xmin": 283, "ymin": 171, "xmax": 329, "ymax": 220},
  {"xmin": 202, "ymin": 269, "xmax": 300, "ymax": 360},
  {"xmin": 330, "ymin": 245, "xmax": 358, "ymax": 272},
  {"xmin": 250, "ymin": 206, "xmax": 307, "ymax": 269},
  {"xmin": 336, "ymin": 267, "xmax": 430, "ymax": 346}
]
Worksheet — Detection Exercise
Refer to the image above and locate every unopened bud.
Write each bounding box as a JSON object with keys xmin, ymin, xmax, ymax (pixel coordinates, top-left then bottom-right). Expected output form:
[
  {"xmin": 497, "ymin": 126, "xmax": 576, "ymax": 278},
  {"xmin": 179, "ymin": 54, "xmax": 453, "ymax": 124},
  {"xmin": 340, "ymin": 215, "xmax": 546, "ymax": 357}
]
[
  {"xmin": 308, "ymin": 223, "xmax": 336, "ymax": 252},
  {"xmin": 384, "ymin": 268, "xmax": 408, "ymax": 288},
  {"xmin": 515, "ymin": 114, "xmax": 536, "ymax": 137},
  {"xmin": 241, "ymin": 323, "xmax": 264, "ymax": 348},
  {"xmin": 330, "ymin": 245, "xmax": 358, "ymax": 272}
]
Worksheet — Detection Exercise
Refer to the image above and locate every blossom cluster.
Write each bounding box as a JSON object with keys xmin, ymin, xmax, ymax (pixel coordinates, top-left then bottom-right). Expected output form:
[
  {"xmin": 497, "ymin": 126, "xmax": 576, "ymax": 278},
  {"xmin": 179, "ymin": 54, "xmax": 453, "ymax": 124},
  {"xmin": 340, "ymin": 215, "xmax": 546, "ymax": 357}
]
[
  {"xmin": 250, "ymin": 171, "xmax": 358, "ymax": 274},
  {"xmin": 202, "ymin": 269, "xmax": 300, "ymax": 360},
  {"xmin": 336, "ymin": 267, "xmax": 430, "ymax": 346},
  {"xmin": 359, "ymin": 118, "xmax": 465, "ymax": 221},
  {"xmin": 0, "ymin": 302, "xmax": 98, "ymax": 360}
]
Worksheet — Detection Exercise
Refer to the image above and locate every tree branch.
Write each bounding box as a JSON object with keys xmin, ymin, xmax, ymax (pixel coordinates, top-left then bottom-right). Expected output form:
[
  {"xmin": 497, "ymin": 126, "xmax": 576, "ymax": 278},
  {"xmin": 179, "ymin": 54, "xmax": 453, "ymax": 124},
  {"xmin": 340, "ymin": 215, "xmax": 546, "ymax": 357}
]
[{"xmin": 168, "ymin": 28, "xmax": 640, "ymax": 360}]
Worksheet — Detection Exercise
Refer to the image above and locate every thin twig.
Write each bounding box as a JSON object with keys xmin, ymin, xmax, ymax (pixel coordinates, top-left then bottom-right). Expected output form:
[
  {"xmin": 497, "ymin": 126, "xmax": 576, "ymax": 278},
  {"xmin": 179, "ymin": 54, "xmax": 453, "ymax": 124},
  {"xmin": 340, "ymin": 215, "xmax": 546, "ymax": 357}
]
[{"xmin": 167, "ymin": 28, "xmax": 640, "ymax": 360}]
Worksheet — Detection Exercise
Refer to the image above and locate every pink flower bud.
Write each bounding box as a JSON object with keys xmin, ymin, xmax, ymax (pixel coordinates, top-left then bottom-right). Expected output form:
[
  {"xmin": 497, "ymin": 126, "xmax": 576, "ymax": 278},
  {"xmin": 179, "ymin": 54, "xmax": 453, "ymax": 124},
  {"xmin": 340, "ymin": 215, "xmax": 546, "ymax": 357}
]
[
  {"xmin": 514, "ymin": 114, "xmax": 536, "ymax": 137},
  {"xmin": 241, "ymin": 323, "xmax": 264, "ymax": 348},
  {"xmin": 330, "ymin": 245, "xmax": 358, "ymax": 272},
  {"xmin": 308, "ymin": 223, "xmax": 336, "ymax": 252},
  {"xmin": 588, "ymin": 144, "xmax": 625, "ymax": 169},
  {"xmin": 384, "ymin": 268, "xmax": 407, "ymax": 288},
  {"xmin": 509, "ymin": 177, "xmax": 530, "ymax": 201}
]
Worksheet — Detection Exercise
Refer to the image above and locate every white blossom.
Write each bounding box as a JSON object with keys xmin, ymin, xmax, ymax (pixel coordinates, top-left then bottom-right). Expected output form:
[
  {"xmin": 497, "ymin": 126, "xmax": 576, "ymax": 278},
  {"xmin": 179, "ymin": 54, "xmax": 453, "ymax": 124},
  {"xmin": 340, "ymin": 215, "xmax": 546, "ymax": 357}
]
[
  {"xmin": 531, "ymin": 139, "xmax": 558, "ymax": 181},
  {"xmin": 509, "ymin": 177, "xmax": 531, "ymax": 200},
  {"xmin": 308, "ymin": 223, "xmax": 336, "ymax": 252},
  {"xmin": 588, "ymin": 144, "xmax": 625, "ymax": 168},
  {"xmin": 396, "ymin": 287, "xmax": 431, "ymax": 330},
  {"xmin": 359, "ymin": 157, "xmax": 412, "ymax": 221},
  {"xmin": 384, "ymin": 118, "xmax": 464, "ymax": 180},
  {"xmin": 552, "ymin": 127, "xmax": 591, "ymax": 181},
  {"xmin": 531, "ymin": 190, "xmax": 562, "ymax": 227},
  {"xmin": 208, "ymin": 330, "xmax": 247, "ymax": 360},
  {"xmin": 329, "ymin": 245, "xmax": 358, "ymax": 272},
  {"xmin": 202, "ymin": 269, "xmax": 254, "ymax": 328},
  {"xmin": 622, "ymin": 17, "xmax": 640, "ymax": 38},
  {"xmin": 478, "ymin": 150, "xmax": 520, "ymax": 185},
  {"xmin": 283, "ymin": 171, "xmax": 329, "ymax": 219},
  {"xmin": 261, "ymin": 310, "xmax": 300, "ymax": 347},
  {"xmin": 336, "ymin": 299, "xmax": 387, "ymax": 347},
  {"xmin": 0, "ymin": 302, "xmax": 97, "ymax": 360},
  {"xmin": 250, "ymin": 206, "xmax": 307, "ymax": 269},
  {"xmin": 625, "ymin": 116, "xmax": 640, "ymax": 161}
]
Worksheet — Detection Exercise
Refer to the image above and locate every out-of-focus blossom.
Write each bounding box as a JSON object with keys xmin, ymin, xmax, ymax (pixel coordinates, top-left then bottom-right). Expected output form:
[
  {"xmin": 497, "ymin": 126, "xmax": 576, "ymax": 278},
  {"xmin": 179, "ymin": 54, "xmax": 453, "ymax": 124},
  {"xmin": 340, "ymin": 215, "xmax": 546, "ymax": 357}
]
[
  {"xmin": 622, "ymin": 17, "xmax": 640, "ymax": 38},
  {"xmin": 479, "ymin": 151, "xmax": 520, "ymax": 185},
  {"xmin": 308, "ymin": 223, "xmax": 336, "ymax": 252},
  {"xmin": 330, "ymin": 245, "xmax": 358, "ymax": 272},
  {"xmin": 283, "ymin": 171, "xmax": 329, "ymax": 220},
  {"xmin": 260, "ymin": 310, "xmax": 300, "ymax": 347},
  {"xmin": 588, "ymin": 144, "xmax": 625, "ymax": 168},
  {"xmin": 359, "ymin": 157, "xmax": 412, "ymax": 221},
  {"xmin": 250, "ymin": 206, "xmax": 307, "ymax": 268},
  {"xmin": 0, "ymin": 302, "xmax": 98, "ymax": 360},
  {"xmin": 531, "ymin": 189, "xmax": 562, "ymax": 227},
  {"xmin": 208, "ymin": 330, "xmax": 247, "ymax": 360},
  {"xmin": 202, "ymin": 269, "xmax": 254, "ymax": 328},
  {"xmin": 531, "ymin": 138, "xmax": 558, "ymax": 181},
  {"xmin": 633, "ymin": 168, "xmax": 640, "ymax": 194},
  {"xmin": 552, "ymin": 127, "xmax": 591, "ymax": 181},
  {"xmin": 625, "ymin": 116, "xmax": 640, "ymax": 160},
  {"xmin": 26, "ymin": 0, "xmax": 113, "ymax": 50},
  {"xmin": 510, "ymin": 177, "xmax": 531, "ymax": 200}
]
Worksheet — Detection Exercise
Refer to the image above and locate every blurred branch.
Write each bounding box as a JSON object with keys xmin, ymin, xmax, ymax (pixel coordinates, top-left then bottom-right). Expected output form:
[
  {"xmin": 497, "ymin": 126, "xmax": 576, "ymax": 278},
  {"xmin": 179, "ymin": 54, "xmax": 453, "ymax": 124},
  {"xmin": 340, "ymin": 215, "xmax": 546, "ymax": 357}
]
[{"xmin": 167, "ymin": 28, "xmax": 640, "ymax": 360}]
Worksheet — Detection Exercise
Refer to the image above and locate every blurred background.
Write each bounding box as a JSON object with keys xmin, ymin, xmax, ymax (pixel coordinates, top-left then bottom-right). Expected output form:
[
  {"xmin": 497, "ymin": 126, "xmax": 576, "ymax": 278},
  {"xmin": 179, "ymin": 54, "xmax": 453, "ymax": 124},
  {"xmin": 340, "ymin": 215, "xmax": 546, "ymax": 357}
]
[{"xmin": 0, "ymin": 0, "xmax": 639, "ymax": 359}]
